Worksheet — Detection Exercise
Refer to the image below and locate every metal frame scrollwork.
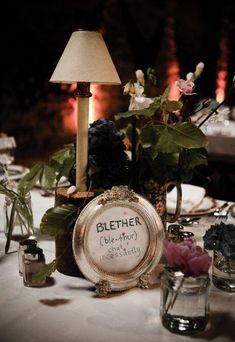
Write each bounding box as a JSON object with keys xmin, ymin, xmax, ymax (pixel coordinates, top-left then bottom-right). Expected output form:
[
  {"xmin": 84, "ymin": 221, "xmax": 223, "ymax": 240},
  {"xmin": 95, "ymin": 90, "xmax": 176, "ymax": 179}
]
[{"xmin": 72, "ymin": 186, "xmax": 164, "ymax": 296}]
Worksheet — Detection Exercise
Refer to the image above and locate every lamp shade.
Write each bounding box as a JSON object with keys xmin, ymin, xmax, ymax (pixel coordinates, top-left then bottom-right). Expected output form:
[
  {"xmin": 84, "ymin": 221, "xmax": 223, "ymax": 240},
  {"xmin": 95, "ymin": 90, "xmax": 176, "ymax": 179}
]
[{"xmin": 50, "ymin": 30, "xmax": 121, "ymax": 85}]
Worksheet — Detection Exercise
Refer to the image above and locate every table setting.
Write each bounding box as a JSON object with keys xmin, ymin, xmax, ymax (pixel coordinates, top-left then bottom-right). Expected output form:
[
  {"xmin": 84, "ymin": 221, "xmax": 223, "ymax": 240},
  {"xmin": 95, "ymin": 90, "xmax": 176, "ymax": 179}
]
[
  {"xmin": 0, "ymin": 180, "xmax": 235, "ymax": 342},
  {"xmin": 1, "ymin": 35, "xmax": 235, "ymax": 341}
]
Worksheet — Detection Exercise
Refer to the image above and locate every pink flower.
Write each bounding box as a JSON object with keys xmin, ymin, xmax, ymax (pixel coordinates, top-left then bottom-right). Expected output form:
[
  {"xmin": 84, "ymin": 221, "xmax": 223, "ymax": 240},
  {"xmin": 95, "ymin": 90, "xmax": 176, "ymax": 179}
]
[
  {"xmin": 163, "ymin": 239, "xmax": 212, "ymax": 276},
  {"xmin": 175, "ymin": 79, "xmax": 196, "ymax": 95}
]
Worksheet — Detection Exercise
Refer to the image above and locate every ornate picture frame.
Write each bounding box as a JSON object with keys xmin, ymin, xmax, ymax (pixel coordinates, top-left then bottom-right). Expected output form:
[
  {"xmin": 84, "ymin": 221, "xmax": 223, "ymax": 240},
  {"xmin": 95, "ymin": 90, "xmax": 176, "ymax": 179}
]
[{"xmin": 72, "ymin": 186, "xmax": 164, "ymax": 296}]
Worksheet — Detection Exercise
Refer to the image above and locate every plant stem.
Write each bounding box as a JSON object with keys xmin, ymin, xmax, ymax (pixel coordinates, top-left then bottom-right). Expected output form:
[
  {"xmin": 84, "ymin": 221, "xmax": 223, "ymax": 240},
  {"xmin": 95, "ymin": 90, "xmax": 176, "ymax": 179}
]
[{"xmin": 5, "ymin": 197, "xmax": 19, "ymax": 254}]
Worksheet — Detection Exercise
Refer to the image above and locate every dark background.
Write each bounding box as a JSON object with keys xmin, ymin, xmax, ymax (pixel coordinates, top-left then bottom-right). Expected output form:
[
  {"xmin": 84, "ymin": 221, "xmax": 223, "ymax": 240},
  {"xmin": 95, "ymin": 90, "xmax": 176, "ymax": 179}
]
[{"xmin": 0, "ymin": 0, "xmax": 235, "ymax": 199}]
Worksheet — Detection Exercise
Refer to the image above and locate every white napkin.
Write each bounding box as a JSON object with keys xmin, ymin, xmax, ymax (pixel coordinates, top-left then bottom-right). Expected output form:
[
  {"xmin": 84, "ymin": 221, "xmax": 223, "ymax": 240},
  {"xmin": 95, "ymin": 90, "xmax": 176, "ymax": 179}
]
[{"xmin": 167, "ymin": 184, "xmax": 206, "ymax": 215}]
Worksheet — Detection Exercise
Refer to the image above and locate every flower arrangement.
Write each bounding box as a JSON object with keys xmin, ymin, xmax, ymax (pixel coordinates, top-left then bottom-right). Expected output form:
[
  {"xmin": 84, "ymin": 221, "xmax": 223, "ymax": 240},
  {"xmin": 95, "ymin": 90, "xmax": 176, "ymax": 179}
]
[
  {"xmin": 115, "ymin": 63, "xmax": 209, "ymax": 193},
  {"xmin": 203, "ymin": 222, "xmax": 235, "ymax": 260},
  {"xmin": 163, "ymin": 238, "xmax": 212, "ymax": 276},
  {"xmin": 69, "ymin": 118, "xmax": 130, "ymax": 189},
  {"xmin": 0, "ymin": 180, "xmax": 34, "ymax": 253},
  {"xmin": 161, "ymin": 238, "xmax": 212, "ymax": 335}
]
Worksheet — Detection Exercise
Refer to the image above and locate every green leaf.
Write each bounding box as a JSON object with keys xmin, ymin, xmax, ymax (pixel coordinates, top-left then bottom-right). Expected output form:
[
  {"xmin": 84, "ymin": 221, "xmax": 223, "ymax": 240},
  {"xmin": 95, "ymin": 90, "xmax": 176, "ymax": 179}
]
[
  {"xmin": 115, "ymin": 107, "xmax": 155, "ymax": 120},
  {"xmin": 165, "ymin": 99, "xmax": 183, "ymax": 112},
  {"xmin": 40, "ymin": 204, "xmax": 79, "ymax": 236},
  {"xmin": 187, "ymin": 149, "xmax": 208, "ymax": 168},
  {"xmin": 50, "ymin": 144, "xmax": 75, "ymax": 183},
  {"xmin": 140, "ymin": 125, "xmax": 159, "ymax": 148},
  {"xmin": 16, "ymin": 195, "xmax": 34, "ymax": 234},
  {"xmin": 40, "ymin": 165, "xmax": 56, "ymax": 189},
  {"xmin": 32, "ymin": 260, "xmax": 57, "ymax": 282},
  {"xmin": 143, "ymin": 125, "xmax": 180, "ymax": 158},
  {"xmin": 167, "ymin": 122, "xmax": 208, "ymax": 149},
  {"xmin": 0, "ymin": 181, "xmax": 18, "ymax": 200},
  {"xmin": 18, "ymin": 163, "xmax": 44, "ymax": 194},
  {"xmin": 50, "ymin": 144, "xmax": 75, "ymax": 169},
  {"xmin": 56, "ymin": 156, "xmax": 75, "ymax": 183}
]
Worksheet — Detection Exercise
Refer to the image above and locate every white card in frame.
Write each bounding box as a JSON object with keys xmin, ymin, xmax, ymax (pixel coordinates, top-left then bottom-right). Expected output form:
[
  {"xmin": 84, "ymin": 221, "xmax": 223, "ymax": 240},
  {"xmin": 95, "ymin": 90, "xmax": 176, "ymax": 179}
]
[{"xmin": 72, "ymin": 186, "xmax": 164, "ymax": 296}]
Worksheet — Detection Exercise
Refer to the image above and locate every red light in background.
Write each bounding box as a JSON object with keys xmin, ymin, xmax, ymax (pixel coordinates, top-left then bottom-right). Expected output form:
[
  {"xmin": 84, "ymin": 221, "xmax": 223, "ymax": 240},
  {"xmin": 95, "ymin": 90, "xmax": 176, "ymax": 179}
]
[
  {"xmin": 167, "ymin": 62, "xmax": 180, "ymax": 100},
  {"xmin": 216, "ymin": 24, "xmax": 228, "ymax": 103},
  {"xmin": 165, "ymin": 17, "xmax": 180, "ymax": 100},
  {"xmin": 60, "ymin": 83, "xmax": 109, "ymax": 134}
]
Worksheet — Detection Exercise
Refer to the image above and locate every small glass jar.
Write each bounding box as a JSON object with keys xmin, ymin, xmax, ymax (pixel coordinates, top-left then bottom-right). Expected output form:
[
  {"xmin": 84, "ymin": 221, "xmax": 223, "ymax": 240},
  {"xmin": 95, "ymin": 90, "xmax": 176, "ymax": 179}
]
[
  {"xmin": 160, "ymin": 268, "xmax": 210, "ymax": 335},
  {"xmin": 22, "ymin": 245, "xmax": 46, "ymax": 287},
  {"xmin": 18, "ymin": 238, "xmax": 37, "ymax": 276},
  {"xmin": 212, "ymin": 250, "xmax": 235, "ymax": 292},
  {"xmin": 3, "ymin": 192, "xmax": 34, "ymax": 242}
]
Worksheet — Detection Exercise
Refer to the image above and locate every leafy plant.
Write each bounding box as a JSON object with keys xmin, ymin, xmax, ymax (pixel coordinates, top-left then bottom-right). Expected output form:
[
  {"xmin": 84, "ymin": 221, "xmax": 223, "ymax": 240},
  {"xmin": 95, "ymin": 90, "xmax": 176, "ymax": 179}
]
[
  {"xmin": 115, "ymin": 65, "xmax": 209, "ymax": 192},
  {"xmin": 0, "ymin": 181, "xmax": 34, "ymax": 253}
]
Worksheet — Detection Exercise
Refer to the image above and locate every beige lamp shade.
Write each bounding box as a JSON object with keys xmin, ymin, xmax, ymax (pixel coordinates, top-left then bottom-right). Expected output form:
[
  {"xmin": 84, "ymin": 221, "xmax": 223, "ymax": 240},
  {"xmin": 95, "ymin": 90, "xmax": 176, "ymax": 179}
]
[{"xmin": 50, "ymin": 30, "xmax": 121, "ymax": 85}]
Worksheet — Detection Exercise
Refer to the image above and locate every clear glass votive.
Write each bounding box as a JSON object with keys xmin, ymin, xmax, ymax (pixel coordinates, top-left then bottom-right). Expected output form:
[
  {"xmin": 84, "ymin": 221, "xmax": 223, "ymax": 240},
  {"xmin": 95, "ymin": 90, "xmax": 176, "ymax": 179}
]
[
  {"xmin": 212, "ymin": 250, "xmax": 235, "ymax": 292},
  {"xmin": 160, "ymin": 268, "xmax": 210, "ymax": 335},
  {"xmin": 22, "ymin": 245, "xmax": 46, "ymax": 287},
  {"xmin": 18, "ymin": 238, "xmax": 37, "ymax": 276}
]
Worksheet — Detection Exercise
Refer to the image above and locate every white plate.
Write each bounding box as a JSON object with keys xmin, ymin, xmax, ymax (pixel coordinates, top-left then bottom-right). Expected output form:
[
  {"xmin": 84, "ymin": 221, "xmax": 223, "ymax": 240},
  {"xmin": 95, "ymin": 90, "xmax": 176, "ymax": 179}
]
[
  {"xmin": 180, "ymin": 197, "xmax": 218, "ymax": 216},
  {"xmin": 0, "ymin": 165, "xmax": 29, "ymax": 181}
]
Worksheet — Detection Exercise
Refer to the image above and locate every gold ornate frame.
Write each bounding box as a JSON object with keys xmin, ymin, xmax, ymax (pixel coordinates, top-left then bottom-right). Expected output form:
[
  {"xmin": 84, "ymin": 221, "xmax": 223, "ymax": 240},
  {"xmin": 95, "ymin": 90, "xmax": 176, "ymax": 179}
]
[{"xmin": 72, "ymin": 186, "xmax": 164, "ymax": 296}]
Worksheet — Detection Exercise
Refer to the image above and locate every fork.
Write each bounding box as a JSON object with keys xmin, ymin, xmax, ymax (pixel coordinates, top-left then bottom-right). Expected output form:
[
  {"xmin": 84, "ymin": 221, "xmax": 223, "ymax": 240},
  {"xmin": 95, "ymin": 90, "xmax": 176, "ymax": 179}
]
[
  {"xmin": 213, "ymin": 203, "xmax": 229, "ymax": 221},
  {"xmin": 212, "ymin": 202, "xmax": 229, "ymax": 217}
]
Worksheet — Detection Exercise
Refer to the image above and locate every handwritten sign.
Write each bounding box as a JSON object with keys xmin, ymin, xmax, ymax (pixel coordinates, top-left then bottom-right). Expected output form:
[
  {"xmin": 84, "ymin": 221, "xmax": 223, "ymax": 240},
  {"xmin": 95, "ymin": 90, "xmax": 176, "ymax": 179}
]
[
  {"xmin": 73, "ymin": 186, "xmax": 164, "ymax": 293},
  {"xmin": 86, "ymin": 206, "xmax": 149, "ymax": 273}
]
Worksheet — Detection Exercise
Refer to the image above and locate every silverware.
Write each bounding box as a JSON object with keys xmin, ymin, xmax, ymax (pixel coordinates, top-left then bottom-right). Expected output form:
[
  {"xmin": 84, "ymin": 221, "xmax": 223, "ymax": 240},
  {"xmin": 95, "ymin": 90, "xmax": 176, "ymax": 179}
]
[
  {"xmin": 177, "ymin": 216, "xmax": 200, "ymax": 226},
  {"xmin": 212, "ymin": 202, "xmax": 229, "ymax": 218}
]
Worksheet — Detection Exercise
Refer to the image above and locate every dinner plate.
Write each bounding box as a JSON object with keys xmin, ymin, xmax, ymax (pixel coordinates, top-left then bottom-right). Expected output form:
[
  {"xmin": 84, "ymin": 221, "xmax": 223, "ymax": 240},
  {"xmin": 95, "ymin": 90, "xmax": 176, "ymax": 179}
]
[
  {"xmin": 0, "ymin": 164, "xmax": 29, "ymax": 181},
  {"xmin": 180, "ymin": 196, "xmax": 219, "ymax": 217}
]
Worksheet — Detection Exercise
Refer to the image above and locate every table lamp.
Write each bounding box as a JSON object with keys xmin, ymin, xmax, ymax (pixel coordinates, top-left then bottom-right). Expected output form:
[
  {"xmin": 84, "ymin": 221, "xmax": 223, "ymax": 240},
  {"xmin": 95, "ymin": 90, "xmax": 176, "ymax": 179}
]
[{"xmin": 50, "ymin": 29, "xmax": 121, "ymax": 191}]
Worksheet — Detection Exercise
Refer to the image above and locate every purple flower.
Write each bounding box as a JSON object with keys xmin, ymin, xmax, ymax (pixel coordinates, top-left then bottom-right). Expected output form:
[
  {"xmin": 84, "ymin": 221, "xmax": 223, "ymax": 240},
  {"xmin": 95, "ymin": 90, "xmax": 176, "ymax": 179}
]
[
  {"xmin": 163, "ymin": 239, "xmax": 212, "ymax": 276},
  {"xmin": 203, "ymin": 223, "xmax": 235, "ymax": 260},
  {"xmin": 175, "ymin": 79, "xmax": 196, "ymax": 95}
]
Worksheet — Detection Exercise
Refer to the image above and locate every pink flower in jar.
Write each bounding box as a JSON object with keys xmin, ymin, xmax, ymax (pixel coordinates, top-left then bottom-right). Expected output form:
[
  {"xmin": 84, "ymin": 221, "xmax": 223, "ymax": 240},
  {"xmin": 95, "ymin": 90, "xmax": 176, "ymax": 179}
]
[
  {"xmin": 175, "ymin": 79, "xmax": 196, "ymax": 95},
  {"xmin": 163, "ymin": 239, "xmax": 212, "ymax": 276}
]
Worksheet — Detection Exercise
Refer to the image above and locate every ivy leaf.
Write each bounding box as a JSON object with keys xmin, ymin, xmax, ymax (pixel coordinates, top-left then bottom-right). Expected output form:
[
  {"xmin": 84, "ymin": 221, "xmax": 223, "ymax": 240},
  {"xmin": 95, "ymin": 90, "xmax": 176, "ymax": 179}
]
[
  {"xmin": 40, "ymin": 204, "xmax": 79, "ymax": 236},
  {"xmin": 32, "ymin": 260, "xmax": 57, "ymax": 282}
]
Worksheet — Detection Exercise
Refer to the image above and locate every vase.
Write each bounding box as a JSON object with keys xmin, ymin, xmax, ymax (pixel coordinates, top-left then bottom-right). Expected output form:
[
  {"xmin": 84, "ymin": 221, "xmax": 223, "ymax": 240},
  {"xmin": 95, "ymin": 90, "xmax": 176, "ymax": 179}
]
[
  {"xmin": 160, "ymin": 268, "xmax": 210, "ymax": 335},
  {"xmin": 3, "ymin": 193, "xmax": 34, "ymax": 249},
  {"xmin": 145, "ymin": 181, "xmax": 182, "ymax": 230},
  {"xmin": 212, "ymin": 250, "xmax": 235, "ymax": 292}
]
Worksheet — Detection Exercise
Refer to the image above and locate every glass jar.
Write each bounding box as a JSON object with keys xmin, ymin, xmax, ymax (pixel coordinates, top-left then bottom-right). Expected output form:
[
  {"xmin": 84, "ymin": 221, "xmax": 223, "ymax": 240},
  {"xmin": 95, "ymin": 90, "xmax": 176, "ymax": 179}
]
[
  {"xmin": 18, "ymin": 238, "xmax": 37, "ymax": 276},
  {"xmin": 160, "ymin": 268, "xmax": 210, "ymax": 335},
  {"xmin": 22, "ymin": 245, "xmax": 46, "ymax": 287},
  {"xmin": 212, "ymin": 250, "xmax": 235, "ymax": 292},
  {"xmin": 3, "ymin": 192, "xmax": 34, "ymax": 243}
]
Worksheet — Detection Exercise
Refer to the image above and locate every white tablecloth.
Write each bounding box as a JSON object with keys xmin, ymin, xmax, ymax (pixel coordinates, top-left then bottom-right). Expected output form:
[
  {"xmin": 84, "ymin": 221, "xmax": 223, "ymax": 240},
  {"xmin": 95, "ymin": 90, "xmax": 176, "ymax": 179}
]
[{"xmin": 0, "ymin": 190, "xmax": 235, "ymax": 342}]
